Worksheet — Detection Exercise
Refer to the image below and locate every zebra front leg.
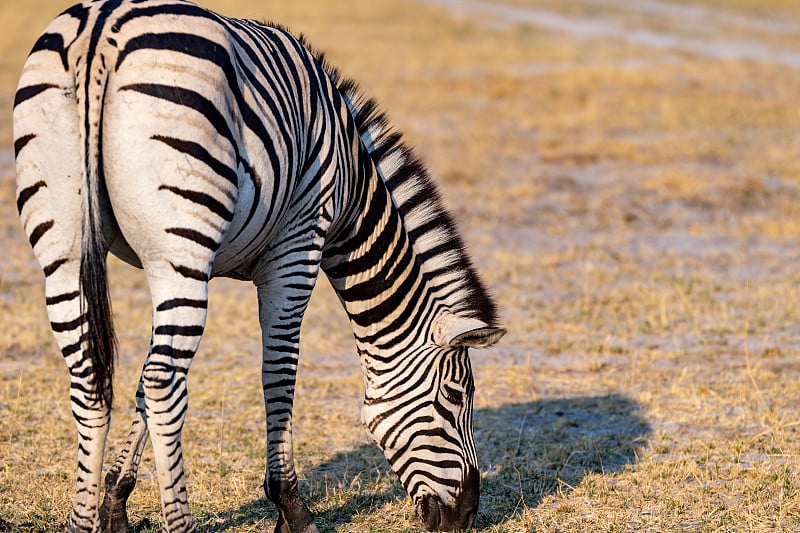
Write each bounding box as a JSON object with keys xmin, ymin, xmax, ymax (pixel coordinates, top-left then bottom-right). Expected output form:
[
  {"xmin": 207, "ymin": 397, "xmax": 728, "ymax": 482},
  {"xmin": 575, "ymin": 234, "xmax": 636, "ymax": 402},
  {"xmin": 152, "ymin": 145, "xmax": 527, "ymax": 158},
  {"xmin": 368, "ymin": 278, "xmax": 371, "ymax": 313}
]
[
  {"xmin": 257, "ymin": 278, "xmax": 320, "ymax": 533},
  {"xmin": 100, "ymin": 328, "xmax": 157, "ymax": 531},
  {"xmin": 99, "ymin": 380, "xmax": 149, "ymax": 533},
  {"xmin": 141, "ymin": 269, "xmax": 210, "ymax": 533}
]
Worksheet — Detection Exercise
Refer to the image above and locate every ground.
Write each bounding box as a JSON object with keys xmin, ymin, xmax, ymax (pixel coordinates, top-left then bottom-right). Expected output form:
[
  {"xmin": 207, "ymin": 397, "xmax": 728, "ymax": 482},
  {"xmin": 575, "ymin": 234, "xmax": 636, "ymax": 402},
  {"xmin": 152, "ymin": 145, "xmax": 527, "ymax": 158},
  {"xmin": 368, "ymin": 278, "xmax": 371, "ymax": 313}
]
[{"xmin": 1, "ymin": 0, "xmax": 799, "ymax": 531}]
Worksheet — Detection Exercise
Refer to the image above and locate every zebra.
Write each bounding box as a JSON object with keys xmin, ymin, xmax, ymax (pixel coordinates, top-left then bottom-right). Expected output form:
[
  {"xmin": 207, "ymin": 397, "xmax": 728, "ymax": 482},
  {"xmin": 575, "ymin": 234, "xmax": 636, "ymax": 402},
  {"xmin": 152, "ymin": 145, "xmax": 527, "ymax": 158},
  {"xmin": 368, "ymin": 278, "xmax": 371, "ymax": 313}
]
[{"xmin": 13, "ymin": 0, "xmax": 506, "ymax": 531}]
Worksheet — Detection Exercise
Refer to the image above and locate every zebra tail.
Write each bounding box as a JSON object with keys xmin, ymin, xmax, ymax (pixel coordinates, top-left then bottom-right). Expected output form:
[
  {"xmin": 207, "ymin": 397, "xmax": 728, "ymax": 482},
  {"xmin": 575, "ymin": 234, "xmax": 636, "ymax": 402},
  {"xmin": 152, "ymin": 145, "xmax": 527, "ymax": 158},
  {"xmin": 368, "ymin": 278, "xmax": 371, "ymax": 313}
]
[
  {"xmin": 80, "ymin": 225, "xmax": 117, "ymax": 408},
  {"xmin": 78, "ymin": 19, "xmax": 117, "ymax": 408}
]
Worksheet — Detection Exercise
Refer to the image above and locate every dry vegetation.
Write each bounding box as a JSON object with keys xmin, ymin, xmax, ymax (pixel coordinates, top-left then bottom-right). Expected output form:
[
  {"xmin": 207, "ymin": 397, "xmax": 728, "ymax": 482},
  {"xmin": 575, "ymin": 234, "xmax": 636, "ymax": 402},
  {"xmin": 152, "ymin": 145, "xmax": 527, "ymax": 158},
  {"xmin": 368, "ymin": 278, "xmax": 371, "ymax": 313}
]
[{"xmin": 2, "ymin": 0, "xmax": 800, "ymax": 531}]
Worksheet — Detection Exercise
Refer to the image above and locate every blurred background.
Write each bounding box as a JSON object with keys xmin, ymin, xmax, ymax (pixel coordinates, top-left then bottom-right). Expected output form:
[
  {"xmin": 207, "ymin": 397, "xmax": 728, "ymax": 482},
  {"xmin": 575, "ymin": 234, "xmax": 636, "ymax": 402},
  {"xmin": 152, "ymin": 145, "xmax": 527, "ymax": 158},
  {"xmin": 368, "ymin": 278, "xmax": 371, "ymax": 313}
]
[{"xmin": 1, "ymin": 1, "xmax": 799, "ymax": 531}]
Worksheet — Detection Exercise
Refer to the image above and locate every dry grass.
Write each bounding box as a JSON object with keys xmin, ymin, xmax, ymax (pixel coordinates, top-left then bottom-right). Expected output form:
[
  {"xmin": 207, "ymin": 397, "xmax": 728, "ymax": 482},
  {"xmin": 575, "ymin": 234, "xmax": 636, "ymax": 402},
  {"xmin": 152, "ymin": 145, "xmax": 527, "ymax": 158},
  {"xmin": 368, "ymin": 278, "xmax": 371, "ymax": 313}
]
[{"xmin": 2, "ymin": 0, "xmax": 800, "ymax": 531}]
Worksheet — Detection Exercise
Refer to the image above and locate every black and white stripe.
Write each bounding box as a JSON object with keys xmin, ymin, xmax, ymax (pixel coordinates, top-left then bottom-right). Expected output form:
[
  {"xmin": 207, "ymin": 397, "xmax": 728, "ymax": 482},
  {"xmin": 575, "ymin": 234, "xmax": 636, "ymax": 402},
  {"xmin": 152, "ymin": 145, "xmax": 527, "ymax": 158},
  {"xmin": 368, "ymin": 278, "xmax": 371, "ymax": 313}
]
[{"xmin": 13, "ymin": 1, "xmax": 505, "ymax": 532}]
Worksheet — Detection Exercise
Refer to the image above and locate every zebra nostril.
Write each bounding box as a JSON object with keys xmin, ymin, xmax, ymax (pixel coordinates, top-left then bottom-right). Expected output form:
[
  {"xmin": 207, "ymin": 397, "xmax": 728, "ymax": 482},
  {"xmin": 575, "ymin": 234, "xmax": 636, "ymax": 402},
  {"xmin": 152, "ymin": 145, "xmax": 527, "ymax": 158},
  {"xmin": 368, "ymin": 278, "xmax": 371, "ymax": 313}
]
[
  {"xmin": 465, "ymin": 508, "xmax": 476, "ymax": 529},
  {"xmin": 417, "ymin": 494, "xmax": 441, "ymax": 531},
  {"xmin": 416, "ymin": 472, "xmax": 480, "ymax": 531},
  {"xmin": 460, "ymin": 466, "xmax": 480, "ymax": 512}
]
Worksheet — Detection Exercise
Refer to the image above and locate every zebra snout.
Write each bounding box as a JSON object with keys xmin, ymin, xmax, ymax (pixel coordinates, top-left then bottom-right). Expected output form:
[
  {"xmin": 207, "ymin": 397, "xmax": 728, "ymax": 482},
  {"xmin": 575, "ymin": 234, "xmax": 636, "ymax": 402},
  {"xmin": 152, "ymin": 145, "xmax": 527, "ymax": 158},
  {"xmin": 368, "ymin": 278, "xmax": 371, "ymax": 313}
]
[{"xmin": 417, "ymin": 467, "xmax": 479, "ymax": 531}]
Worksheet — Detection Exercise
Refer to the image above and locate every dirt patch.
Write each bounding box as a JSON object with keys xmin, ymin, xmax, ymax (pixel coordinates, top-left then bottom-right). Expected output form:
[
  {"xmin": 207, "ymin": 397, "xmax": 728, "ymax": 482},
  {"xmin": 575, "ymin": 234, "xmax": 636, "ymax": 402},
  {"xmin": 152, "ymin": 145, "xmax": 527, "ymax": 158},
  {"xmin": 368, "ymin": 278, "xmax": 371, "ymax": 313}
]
[{"xmin": 410, "ymin": 0, "xmax": 800, "ymax": 67}]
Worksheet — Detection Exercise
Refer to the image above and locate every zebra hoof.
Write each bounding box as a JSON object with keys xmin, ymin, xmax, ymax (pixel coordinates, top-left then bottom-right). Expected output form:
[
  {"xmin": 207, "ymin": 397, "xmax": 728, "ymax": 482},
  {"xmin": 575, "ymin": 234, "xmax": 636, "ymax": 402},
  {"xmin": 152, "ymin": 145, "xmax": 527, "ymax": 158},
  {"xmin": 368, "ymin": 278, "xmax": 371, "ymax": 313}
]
[
  {"xmin": 274, "ymin": 515, "xmax": 290, "ymax": 533},
  {"xmin": 98, "ymin": 500, "xmax": 128, "ymax": 533},
  {"xmin": 99, "ymin": 470, "xmax": 135, "ymax": 533},
  {"xmin": 274, "ymin": 515, "xmax": 319, "ymax": 533}
]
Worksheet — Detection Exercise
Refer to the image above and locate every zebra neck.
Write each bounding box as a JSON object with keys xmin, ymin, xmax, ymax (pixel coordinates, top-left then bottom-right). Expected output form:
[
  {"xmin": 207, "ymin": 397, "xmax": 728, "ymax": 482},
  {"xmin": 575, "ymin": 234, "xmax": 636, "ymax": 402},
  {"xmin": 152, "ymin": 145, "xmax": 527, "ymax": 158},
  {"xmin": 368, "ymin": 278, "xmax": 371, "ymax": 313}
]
[
  {"xmin": 318, "ymin": 66, "xmax": 500, "ymax": 357},
  {"xmin": 323, "ymin": 163, "xmax": 433, "ymax": 355}
]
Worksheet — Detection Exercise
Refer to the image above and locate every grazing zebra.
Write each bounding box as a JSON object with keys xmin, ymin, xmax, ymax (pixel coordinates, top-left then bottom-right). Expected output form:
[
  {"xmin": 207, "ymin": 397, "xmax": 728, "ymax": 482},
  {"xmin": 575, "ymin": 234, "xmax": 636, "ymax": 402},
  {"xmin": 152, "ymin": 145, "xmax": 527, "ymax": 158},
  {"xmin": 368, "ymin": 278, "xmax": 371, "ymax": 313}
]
[{"xmin": 13, "ymin": 0, "xmax": 506, "ymax": 531}]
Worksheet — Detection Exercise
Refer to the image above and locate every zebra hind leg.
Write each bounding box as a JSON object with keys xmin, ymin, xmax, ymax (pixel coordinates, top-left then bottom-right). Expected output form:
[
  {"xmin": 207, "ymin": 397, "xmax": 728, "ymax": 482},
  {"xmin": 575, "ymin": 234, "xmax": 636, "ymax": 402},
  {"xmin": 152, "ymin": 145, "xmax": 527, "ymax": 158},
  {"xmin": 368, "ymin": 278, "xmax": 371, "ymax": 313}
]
[
  {"xmin": 46, "ymin": 259, "xmax": 112, "ymax": 532},
  {"xmin": 138, "ymin": 264, "xmax": 210, "ymax": 532}
]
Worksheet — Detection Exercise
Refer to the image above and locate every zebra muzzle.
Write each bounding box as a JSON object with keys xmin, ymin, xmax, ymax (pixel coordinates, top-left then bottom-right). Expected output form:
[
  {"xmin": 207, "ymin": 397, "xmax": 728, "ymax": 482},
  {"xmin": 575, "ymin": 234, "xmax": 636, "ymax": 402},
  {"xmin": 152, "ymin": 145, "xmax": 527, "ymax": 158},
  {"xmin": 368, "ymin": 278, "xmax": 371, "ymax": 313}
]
[{"xmin": 417, "ymin": 467, "xmax": 479, "ymax": 531}]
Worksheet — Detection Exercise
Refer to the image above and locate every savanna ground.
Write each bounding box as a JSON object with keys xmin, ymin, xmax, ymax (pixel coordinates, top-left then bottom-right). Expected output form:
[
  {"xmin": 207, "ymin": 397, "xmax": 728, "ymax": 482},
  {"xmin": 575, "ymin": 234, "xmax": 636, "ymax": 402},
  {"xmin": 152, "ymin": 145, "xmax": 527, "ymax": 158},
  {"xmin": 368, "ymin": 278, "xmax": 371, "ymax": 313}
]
[{"xmin": 2, "ymin": 0, "xmax": 800, "ymax": 531}]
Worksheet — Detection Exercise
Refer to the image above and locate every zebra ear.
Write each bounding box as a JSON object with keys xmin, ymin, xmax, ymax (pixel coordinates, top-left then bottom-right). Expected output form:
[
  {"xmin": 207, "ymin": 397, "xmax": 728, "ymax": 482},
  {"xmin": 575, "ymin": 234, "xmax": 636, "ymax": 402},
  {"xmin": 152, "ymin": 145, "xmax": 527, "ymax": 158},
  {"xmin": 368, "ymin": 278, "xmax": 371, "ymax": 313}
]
[{"xmin": 432, "ymin": 312, "xmax": 507, "ymax": 348}]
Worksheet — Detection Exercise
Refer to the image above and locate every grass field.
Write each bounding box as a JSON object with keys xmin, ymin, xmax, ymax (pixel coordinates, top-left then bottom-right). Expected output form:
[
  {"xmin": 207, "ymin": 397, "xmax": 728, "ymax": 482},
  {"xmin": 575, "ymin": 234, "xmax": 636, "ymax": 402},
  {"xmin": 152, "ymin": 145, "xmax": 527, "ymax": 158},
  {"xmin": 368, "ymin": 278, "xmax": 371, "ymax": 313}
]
[{"xmin": 2, "ymin": 0, "xmax": 800, "ymax": 531}]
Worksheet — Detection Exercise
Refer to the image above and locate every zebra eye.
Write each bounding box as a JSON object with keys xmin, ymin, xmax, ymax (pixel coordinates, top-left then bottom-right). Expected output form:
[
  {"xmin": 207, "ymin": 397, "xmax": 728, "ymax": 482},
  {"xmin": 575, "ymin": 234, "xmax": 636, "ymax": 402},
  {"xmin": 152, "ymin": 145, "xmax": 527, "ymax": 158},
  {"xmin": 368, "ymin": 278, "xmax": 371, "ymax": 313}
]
[{"xmin": 442, "ymin": 384, "xmax": 464, "ymax": 405}]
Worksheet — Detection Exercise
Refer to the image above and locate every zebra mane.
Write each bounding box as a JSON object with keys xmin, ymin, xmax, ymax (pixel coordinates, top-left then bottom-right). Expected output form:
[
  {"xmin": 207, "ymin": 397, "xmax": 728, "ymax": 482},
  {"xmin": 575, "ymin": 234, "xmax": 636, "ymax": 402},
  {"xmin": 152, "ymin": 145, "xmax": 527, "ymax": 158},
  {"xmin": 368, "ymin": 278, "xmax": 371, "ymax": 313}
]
[{"xmin": 294, "ymin": 37, "xmax": 500, "ymax": 328}]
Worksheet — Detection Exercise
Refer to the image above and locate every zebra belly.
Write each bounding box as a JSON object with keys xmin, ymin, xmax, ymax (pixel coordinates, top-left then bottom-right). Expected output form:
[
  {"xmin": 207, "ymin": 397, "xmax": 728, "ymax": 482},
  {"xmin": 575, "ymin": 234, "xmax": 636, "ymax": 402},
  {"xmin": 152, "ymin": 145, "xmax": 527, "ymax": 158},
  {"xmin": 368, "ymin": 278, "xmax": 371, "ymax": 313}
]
[
  {"xmin": 210, "ymin": 163, "xmax": 283, "ymax": 279},
  {"xmin": 109, "ymin": 232, "xmax": 143, "ymax": 269}
]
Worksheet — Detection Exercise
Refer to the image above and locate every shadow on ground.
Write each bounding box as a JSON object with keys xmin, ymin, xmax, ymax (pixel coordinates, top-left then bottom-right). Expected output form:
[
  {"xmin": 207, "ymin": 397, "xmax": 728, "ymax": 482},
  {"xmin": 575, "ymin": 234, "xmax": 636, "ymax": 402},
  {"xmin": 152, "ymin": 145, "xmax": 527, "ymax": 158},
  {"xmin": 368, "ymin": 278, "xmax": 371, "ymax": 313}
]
[
  {"xmin": 472, "ymin": 394, "xmax": 650, "ymax": 528},
  {"xmin": 195, "ymin": 394, "xmax": 650, "ymax": 532}
]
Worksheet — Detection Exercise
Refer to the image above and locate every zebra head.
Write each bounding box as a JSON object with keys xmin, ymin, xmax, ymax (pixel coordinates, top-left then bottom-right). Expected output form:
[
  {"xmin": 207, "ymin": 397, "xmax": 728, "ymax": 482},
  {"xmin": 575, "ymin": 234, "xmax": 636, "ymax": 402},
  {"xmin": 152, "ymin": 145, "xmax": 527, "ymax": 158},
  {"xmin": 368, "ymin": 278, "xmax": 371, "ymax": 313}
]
[{"xmin": 361, "ymin": 311, "xmax": 506, "ymax": 531}]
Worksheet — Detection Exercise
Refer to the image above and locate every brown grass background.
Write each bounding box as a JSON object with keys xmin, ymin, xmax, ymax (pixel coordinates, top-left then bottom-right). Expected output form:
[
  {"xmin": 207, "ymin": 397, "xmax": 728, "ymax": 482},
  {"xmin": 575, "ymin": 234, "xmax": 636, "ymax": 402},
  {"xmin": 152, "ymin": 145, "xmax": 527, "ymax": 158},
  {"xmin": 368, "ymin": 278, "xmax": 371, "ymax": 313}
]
[{"xmin": 1, "ymin": 0, "xmax": 800, "ymax": 531}]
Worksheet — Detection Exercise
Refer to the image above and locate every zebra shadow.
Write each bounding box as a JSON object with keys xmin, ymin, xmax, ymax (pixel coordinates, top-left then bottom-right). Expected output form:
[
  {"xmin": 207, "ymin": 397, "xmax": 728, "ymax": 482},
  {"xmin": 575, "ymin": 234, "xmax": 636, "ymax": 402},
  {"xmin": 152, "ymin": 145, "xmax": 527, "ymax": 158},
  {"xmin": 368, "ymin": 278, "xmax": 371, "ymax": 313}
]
[{"xmin": 196, "ymin": 393, "xmax": 650, "ymax": 531}]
